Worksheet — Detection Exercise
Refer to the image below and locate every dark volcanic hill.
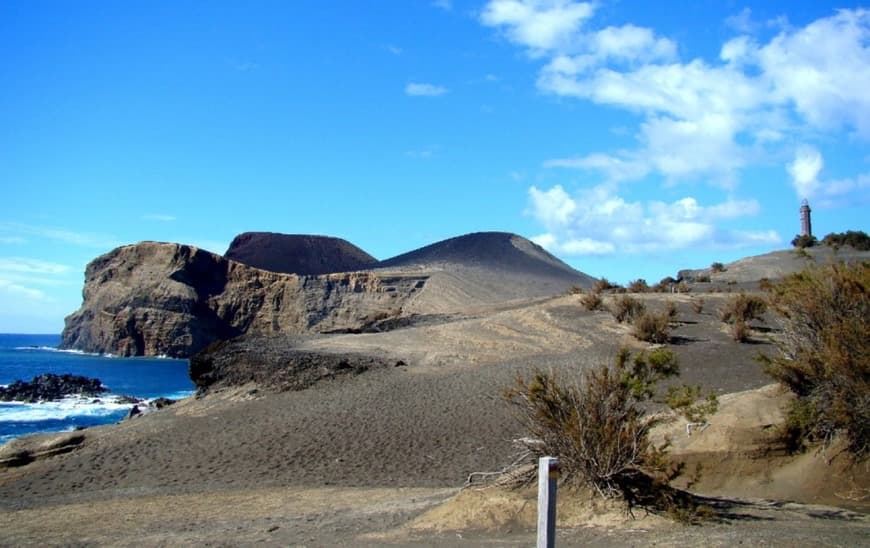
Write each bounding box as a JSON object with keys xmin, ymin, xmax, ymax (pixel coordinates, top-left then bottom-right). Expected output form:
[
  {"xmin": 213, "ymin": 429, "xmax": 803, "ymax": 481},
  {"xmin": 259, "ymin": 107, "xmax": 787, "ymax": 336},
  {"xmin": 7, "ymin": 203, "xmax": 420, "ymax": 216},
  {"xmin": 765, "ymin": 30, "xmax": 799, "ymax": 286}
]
[
  {"xmin": 374, "ymin": 232, "xmax": 596, "ymax": 311},
  {"xmin": 377, "ymin": 231, "xmax": 585, "ymax": 279},
  {"xmin": 225, "ymin": 232, "xmax": 376, "ymax": 275}
]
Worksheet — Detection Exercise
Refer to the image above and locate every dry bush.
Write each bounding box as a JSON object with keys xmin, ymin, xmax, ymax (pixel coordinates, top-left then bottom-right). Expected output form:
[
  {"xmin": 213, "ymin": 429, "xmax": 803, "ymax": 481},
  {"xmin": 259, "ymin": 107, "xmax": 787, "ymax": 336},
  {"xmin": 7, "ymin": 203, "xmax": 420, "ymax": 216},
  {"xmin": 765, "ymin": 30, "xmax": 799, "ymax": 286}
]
[
  {"xmin": 632, "ymin": 311, "xmax": 671, "ymax": 343},
  {"xmin": 759, "ymin": 262, "xmax": 869, "ymax": 456},
  {"xmin": 580, "ymin": 292, "xmax": 604, "ymax": 311},
  {"xmin": 730, "ymin": 319, "xmax": 750, "ymax": 343},
  {"xmin": 720, "ymin": 292, "xmax": 766, "ymax": 324},
  {"xmin": 628, "ymin": 279, "xmax": 650, "ymax": 293},
  {"xmin": 611, "ymin": 295, "xmax": 646, "ymax": 323},
  {"xmin": 568, "ymin": 285, "xmax": 584, "ymax": 295},
  {"xmin": 505, "ymin": 349, "xmax": 717, "ymax": 519},
  {"xmin": 690, "ymin": 298, "xmax": 704, "ymax": 314},
  {"xmin": 652, "ymin": 276, "xmax": 676, "ymax": 293},
  {"xmin": 592, "ymin": 278, "xmax": 618, "ymax": 293},
  {"xmin": 663, "ymin": 301, "xmax": 678, "ymax": 321}
]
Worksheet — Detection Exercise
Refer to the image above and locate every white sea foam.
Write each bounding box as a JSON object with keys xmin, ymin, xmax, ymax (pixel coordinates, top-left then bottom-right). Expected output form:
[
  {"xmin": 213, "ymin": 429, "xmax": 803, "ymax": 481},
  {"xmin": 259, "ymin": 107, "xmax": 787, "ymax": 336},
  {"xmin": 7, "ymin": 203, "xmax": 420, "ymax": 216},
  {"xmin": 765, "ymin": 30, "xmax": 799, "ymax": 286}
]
[
  {"xmin": 0, "ymin": 395, "xmax": 135, "ymax": 423},
  {"xmin": 13, "ymin": 346, "xmax": 104, "ymax": 356}
]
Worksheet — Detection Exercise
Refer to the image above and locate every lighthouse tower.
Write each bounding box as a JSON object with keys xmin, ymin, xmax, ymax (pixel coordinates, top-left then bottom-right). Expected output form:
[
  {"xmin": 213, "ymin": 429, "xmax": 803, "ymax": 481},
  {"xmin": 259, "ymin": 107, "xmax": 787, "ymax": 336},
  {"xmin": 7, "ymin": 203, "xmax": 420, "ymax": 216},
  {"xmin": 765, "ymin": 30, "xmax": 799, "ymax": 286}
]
[{"xmin": 800, "ymin": 199, "xmax": 812, "ymax": 238}]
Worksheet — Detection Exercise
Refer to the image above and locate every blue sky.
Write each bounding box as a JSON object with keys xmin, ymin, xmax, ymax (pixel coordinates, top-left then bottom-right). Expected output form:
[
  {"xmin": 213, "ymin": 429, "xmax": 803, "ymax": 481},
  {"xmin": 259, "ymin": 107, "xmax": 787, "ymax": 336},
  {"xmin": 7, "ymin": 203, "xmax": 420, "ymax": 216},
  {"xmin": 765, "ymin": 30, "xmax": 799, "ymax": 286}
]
[{"xmin": 1, "ymin": 1, "xmax": 868, "ymax": 333}]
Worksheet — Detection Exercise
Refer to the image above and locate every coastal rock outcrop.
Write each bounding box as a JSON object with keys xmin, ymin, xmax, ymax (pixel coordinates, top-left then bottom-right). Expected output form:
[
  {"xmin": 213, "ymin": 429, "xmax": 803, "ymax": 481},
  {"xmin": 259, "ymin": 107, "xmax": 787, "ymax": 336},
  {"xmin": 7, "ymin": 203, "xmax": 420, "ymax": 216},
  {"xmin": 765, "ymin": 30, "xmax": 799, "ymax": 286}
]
[
  {"xmin": 225, "ymin": 232, "xmax": 377, "ymax": 275},
  {"xmin": 61, "ymin": 242, "xmax": 427, "ymax": 358},
  {"xmin": 0, "ymin": 374, "xmax": 106, "ymax": 402}
]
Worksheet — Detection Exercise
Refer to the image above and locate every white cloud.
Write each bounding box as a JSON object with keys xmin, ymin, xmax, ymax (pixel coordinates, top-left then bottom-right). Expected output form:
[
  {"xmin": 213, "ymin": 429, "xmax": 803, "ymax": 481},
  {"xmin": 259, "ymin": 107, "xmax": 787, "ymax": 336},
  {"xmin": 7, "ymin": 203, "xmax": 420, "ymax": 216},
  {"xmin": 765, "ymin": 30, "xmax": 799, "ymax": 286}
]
[
  {"xmin": 0, "ymin": 279, "xmax": 48, "ymax": 301},
  {"xmin": 484, "ymin": 4, "xmax": 870, "ymax": 197},
  {"xmin": 0, "ymin": 236, "xmax": 26, "ymax": 244},
  {"xmin": 757, "ymin": 9, "xmax": 870, "ymax": 138},
  {"xmin": 0, "ymin": 223, "xmax": 119, "ymax": 249},
  {"xmin": 406, "ymin": 149, "xmax": 435, "ymax": 159},
  {"xmin": 142, "ymin": 214, "xmax": 176, "ymax": 222},
  {"xmin": 384, "ymin": 44, "xmax": 403, "ymax": 55},
  {"xmin": 432, "ymin": 0, "xmax": 452, "ymax": 11},
  {"xmin": 787, "ymin": 146, "xmax": 824, "ymax": 199},
  {"xmin": 787, "ymin": 147, "xmax": 870, "ymax": 207},
  {"xmin": 0, "ymin": 258, "xmax": 70, "ymax": 276},
  {"xmin": 405, "ymin": 82, "xmax": 449, "ymax": 96},
  {"xmin": 527, "ymin": 185, "xmax": 777, "ymax": 255},
  {"xmin": 480, "ymin": 0, "xmax": 595, "ymax": 55},
  {"xmin": 725, "ymin": 7, "xmax": 756, "ymax": 34}
]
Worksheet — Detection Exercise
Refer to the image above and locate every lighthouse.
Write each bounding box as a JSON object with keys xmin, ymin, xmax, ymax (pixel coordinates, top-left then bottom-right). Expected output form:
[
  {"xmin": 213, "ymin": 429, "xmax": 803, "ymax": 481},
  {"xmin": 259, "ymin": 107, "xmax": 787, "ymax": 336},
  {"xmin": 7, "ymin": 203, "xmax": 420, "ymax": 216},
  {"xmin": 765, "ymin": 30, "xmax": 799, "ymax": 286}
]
[{"xmin": 800, "ymin": 199, "xmax": 812, "ymax": 238}]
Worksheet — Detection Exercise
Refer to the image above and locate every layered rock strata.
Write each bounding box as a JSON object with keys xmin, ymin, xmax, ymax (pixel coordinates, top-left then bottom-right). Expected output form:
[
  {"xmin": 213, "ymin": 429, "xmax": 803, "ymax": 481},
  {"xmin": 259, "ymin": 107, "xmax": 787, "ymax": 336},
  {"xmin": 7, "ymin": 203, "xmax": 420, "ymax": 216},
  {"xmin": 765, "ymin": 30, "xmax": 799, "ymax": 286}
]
[{"xmin": 60, "ymin": 242, "xmax": 426, "ymax": 358}]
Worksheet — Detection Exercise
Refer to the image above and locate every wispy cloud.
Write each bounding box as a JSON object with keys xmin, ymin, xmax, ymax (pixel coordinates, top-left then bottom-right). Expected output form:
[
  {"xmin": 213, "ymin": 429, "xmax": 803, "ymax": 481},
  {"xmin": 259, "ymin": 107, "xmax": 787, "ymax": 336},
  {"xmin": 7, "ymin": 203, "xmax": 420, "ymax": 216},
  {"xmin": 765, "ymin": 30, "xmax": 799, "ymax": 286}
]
[
  {"xmin": 383, "ymin": 44, "xmax": 403, "ymax": 55},
  {"xmin": 0, "ymin": 236, "xmax": 25, "ymax": 244},
  {"xmin": 0, "ymin": 258, "xmax": 70, "ymax": 276},
  {"xmin": 142, "ymin": 214, "xmax": 177, "ymax": 222},
  {"xmin": 406, "ymin": 149, "xmax": 435, "ymax": 159},
  {"xmin": 0, "ymin": 223, "xmax": 120, "ymax": 249},
  {"xmin": 432, "ymin": 0, "xmax": 452, "ymax": 11},
  {"xmin": 0, "ymin": 279, "xmax": 48, "ymax": 302},
  {"xmin": 405, "ymin": 82, "xmax": 449, "ymax": 97}
]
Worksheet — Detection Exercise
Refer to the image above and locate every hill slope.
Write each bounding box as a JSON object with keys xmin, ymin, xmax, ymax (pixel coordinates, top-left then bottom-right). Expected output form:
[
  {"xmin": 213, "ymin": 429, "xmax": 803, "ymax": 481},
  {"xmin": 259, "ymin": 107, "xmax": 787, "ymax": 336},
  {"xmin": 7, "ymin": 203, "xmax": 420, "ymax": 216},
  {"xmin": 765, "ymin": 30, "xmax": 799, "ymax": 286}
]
[
  {"xmin": 224, "ymin": 232, "xmax": 377, "ymax": 275},
  {"xmin": 375, "ymin": 232, "xmax": 596, "ymax": 311}
]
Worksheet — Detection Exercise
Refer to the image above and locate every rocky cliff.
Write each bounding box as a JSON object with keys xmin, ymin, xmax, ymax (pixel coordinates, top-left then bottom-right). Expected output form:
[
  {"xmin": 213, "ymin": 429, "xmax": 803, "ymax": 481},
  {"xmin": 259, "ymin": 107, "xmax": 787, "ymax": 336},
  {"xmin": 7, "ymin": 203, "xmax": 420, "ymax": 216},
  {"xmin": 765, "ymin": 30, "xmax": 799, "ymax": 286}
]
[{"xmin": 60, "ymin": 242, "xmax": 426, "ymax": 358}]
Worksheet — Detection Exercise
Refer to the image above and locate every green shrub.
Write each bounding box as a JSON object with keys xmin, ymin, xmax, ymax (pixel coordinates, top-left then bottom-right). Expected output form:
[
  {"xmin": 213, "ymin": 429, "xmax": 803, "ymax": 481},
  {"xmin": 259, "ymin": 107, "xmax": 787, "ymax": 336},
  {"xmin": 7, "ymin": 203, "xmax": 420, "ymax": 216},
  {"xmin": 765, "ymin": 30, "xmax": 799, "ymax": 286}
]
[
  {"xmin": 611, "ymin": 295, "xmax": 646, "ymax": 323},
  {"xmin": 791, "ymin": 234, "xmax": 818, "ymax": 249},
  {"xmin": 710, "ymin": 262, "xmax": 726, "ymax": 273},
  {"xmin": 821, "ymin": 230, "xmax": 870, "ymax": 251},
  {"xmin": 759, "ymin": 262, "xmax": 869, "ymax": 456},
  {"xmin": 665, "ymin": 385, "xmax": 719, "ymax": 424}
]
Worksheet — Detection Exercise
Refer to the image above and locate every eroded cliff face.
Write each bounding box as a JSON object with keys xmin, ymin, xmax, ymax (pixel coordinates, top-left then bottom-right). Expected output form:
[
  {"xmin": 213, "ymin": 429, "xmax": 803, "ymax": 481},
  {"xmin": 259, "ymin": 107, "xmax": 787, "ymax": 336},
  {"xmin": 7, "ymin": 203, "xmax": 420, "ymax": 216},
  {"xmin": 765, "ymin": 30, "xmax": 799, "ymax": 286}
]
[{"xmin": 60, "ymin": 242, "xmax": 427, "ymax": 358}]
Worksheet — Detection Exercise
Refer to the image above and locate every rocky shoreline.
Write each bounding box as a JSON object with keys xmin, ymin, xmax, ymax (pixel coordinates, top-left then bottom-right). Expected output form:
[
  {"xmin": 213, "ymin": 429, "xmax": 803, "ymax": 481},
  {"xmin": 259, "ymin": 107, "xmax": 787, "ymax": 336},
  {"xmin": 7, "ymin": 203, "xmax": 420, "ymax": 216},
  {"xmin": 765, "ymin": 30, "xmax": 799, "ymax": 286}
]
[{"xmin": 0, "ymin": 373, "xmax": 106, "ymax": 403}]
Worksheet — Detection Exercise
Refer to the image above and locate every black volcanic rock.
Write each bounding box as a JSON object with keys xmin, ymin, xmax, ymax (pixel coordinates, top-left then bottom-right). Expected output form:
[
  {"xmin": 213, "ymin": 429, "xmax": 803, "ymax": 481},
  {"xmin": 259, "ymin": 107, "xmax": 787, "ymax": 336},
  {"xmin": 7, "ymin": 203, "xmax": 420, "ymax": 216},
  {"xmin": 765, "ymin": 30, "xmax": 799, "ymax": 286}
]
[
  {"xmin": 190, "ymin": 335, "xmax": 393, "ymax": 394},
  {"xmin": 224, "ymin": 233, "xmax": 377, "ymax": 275},
  {"xmin": 0, "ymin": 374, "xmax": 106, "ymax": 402}
]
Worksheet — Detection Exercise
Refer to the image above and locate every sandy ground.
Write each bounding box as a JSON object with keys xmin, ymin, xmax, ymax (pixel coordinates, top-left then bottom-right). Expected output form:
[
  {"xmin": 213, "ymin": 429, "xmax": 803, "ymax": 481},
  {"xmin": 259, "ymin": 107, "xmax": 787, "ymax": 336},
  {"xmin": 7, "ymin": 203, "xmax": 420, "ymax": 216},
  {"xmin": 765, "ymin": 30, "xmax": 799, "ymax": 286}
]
[{"xmin": 1, "ymin": 293, "xmax": 866, "ymax": 545}]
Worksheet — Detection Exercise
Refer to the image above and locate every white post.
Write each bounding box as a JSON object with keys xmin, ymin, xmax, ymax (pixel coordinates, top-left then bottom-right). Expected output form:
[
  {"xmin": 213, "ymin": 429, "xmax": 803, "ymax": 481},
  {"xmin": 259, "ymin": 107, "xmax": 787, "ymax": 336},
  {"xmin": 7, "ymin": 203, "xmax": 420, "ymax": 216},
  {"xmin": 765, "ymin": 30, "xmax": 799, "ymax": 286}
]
[{"xmin": 537, "ymin": 456, "xmax": 558, "ymax": 548}]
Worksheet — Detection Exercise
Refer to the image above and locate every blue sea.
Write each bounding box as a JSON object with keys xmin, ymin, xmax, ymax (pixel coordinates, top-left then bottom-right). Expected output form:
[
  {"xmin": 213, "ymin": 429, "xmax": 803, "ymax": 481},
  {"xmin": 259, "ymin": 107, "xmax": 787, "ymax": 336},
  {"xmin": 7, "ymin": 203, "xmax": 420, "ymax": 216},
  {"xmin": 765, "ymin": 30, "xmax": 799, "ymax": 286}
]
[{"xmin": 0, "ymin": 334, "xmax": 194, "ymax": 445}]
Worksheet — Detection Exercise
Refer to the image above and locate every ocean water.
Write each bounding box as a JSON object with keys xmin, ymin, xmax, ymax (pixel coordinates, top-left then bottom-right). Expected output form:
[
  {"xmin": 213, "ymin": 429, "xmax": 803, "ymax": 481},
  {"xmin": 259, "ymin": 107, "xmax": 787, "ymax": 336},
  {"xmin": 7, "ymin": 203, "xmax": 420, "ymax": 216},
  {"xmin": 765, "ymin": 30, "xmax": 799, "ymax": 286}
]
[{"xmin": 0, "ymin": 334, "xmax": 194, "ymax": 445}]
